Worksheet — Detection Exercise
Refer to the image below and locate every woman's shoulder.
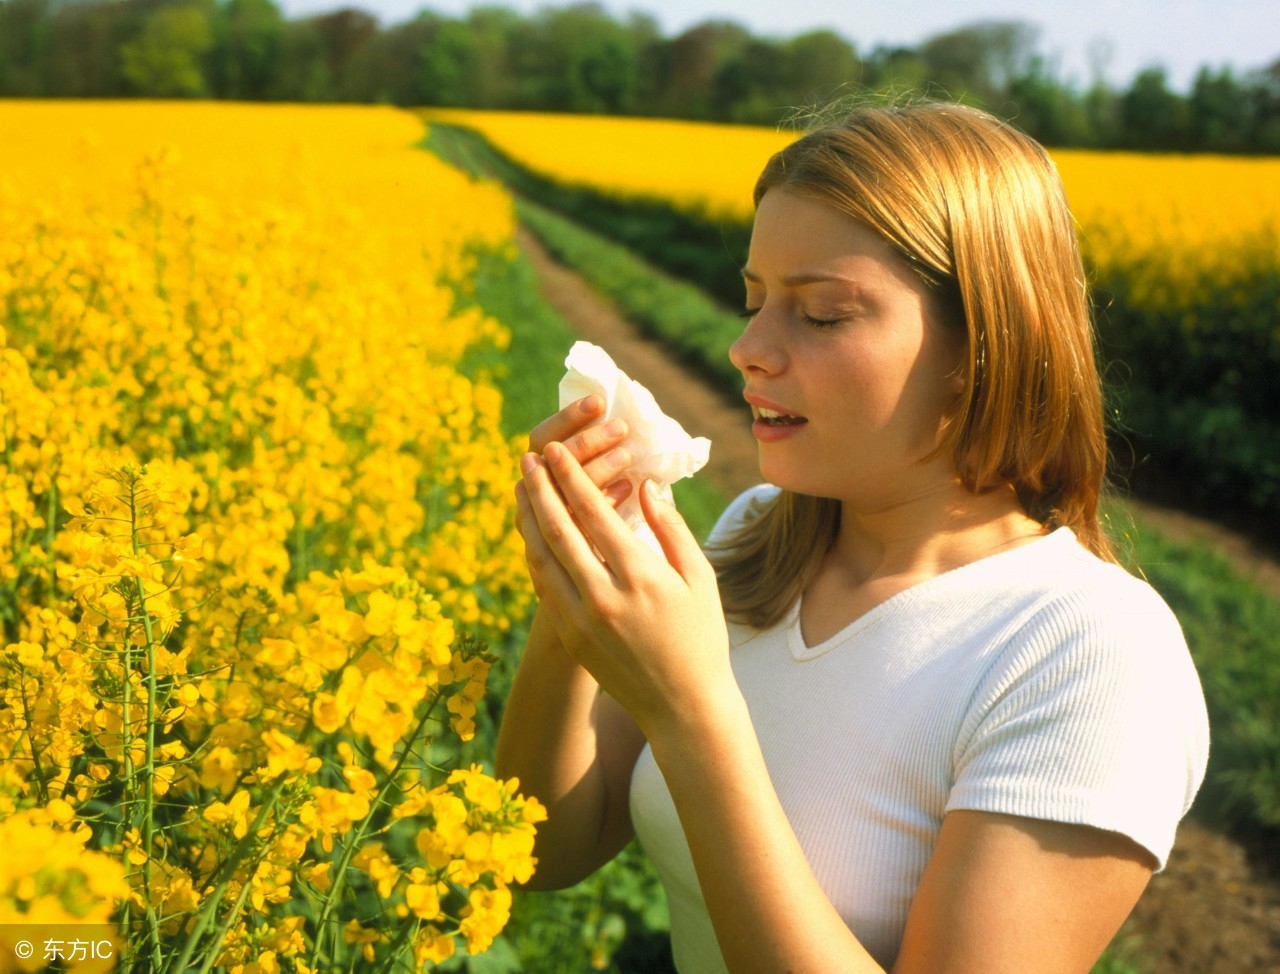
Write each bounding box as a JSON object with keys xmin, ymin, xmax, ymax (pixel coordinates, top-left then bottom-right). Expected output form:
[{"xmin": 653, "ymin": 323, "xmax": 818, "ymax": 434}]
[
  {"xmin": 1027, "ymin": 529, "xmax": 1182, "ymax": 626},
  {"xmin": 969, "ymin": 531, "xmax": 1204, "ymax": 717},
  {"xmin": 705, "ymin": 483, "xmax": 781, "ymax": 547}
]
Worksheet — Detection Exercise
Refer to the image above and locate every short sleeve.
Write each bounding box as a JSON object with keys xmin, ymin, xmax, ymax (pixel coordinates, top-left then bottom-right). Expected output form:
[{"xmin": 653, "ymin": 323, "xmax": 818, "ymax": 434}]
[{"xmin": 945, "ymin": 576, "xmax": 1210, "ymax": 870}]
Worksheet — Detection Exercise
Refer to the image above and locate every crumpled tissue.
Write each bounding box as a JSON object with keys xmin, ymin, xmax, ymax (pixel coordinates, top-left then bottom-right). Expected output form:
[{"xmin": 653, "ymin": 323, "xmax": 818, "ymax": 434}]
[{"xmin": 558, "ymin": 341, "xmax": 711, "ymax": 553}]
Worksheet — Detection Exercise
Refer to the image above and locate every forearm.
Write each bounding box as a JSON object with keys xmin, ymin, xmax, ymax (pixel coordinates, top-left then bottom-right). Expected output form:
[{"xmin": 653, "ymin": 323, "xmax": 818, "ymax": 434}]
[
  {"xmin": 495, "ymin": 606, "xmax": 636, "ymax": 889},
  {"xmin": 646, "ymin": 686, "xmax": 885, "ymax": 974}
]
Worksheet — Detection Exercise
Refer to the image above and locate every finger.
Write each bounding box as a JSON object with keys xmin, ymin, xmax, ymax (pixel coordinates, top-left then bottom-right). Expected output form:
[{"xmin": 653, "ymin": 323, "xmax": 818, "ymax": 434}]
[
  {"xmin": 528, "ymin": 395, "xmax": 604, "ymax": 453},
  {"xmin": 522, "ymin": 449, "xmax": 613, "ymax": 590},
  {"xmin": 580, "ymin": 441, "xmax": 631, "ymax": 489},
  {"xmin": 603, "ymin": 479, "xmax": 632, "ymax": 507},
  {"xmin": 542, "ymin": 441, "xmax": 646, "ymax": 574},
  {"xmin": 558, "ymin": 416, "xmax": 629, "ymax": 478},
  {"xmin": 515, "ymin": 462, "xmax": 581, "ymax": 605},
  {"xmin": 640, "ymin": 480, "xmax": 711, "ymax": 583}
]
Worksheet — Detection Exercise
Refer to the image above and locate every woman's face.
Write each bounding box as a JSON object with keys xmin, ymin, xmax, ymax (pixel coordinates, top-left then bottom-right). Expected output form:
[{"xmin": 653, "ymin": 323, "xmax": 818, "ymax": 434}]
[{"xmin": 731, "ymin": 189, "xmax": 965, "ymax": 509}]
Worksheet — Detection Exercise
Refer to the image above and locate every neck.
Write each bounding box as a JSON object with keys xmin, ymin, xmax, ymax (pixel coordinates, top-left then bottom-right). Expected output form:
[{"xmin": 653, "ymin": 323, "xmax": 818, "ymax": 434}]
[{"xmin": 828, "ymin": 477, "xmax": 1046, "ymax": 589}]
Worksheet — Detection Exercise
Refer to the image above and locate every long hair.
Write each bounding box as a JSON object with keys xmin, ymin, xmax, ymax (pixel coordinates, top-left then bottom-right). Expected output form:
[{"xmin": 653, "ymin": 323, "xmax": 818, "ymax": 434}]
[{"xmin": 711, "ymin": 101, "xmax": 1114, "ymax": 629}]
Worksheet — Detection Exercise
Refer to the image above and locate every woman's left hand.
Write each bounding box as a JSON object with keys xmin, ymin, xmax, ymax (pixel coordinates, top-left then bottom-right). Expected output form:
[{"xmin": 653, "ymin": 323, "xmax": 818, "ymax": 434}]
[{"xmin": 515, "ymin": 440, "xmax": 734, "ymax": 737}]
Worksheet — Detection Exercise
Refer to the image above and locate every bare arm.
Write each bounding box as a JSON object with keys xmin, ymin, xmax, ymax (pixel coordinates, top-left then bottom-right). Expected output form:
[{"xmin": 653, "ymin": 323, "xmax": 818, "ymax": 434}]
[{"xmin": 495, "ymin": 604, "xmax": 646, "ymax": 890}]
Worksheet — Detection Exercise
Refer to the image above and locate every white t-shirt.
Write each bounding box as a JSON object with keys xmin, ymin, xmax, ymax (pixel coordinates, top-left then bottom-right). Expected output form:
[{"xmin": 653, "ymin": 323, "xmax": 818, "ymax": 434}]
[{"xmin": 629, "ymin": 485, "xmax": 1210, "ymax": 972}]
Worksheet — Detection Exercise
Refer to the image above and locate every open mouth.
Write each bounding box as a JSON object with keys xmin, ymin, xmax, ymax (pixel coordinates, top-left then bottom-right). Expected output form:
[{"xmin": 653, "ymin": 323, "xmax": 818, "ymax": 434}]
[{"xmin": 754, "ymin": 406, "xmax": 808, "ymax": 427}]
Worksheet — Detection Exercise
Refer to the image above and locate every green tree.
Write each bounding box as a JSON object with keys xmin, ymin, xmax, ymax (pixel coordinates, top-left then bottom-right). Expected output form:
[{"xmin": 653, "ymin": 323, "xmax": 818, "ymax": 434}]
[
  {"xmin": 120, "ymin": 3, "xmax": 215, "ymax": 97},
  {"xmin": 418, "ymin": 16, "xmax": 481, "ymax": 106},
  {"xmin": 919, "ymin": 20, "xmax": 1039, "ymax": 105},
  {"xmin": 654, "ymin": 20, "xmax": 750, "ymax": 118},
  {"xmin": 269, "ymin": 16, "xmax": 333, "ymax": 101},
  {"xmin": 537, "ymin": 3, "xmax": 641, "ymax": 113},
  {"xmin": 785, "ymin": 29, "xmax": 862, "ymax": 107},
  {"xmin": 461, "ymin": 6, "xmax": 522, "ymax": 107},
  {"xmin": 338, "ymin": 14, "xmax": 433, "ymax": 103},
  {"xmin": 1189, "ymin": 66, "xmax": 1249, "ymax": 152},
  {"xmin": 0, "ymin": 0, "xmax": 51, "ymax": 95},
  {"xmin": 1244, "ymin": 59, "xmax": 1280, "ymax": 152},
  {"xmin": 210, "ymin": 0, "xmax": 284, "ymax": 100},
  {"xmin": 1119, "ymin": 66, "xmax": 1190, "ymax": 149},
  {"xmin": 311, "ymin": 7, "xmax": 377, "ymax": 87},
  {"xmin": 713, "ymin": 37, "xmax": 786, "ymax": 121},
  {"xmin": 863, "ymin": 44, "xmax": 931, "ymax": 95},
  {"xmin": 1007, "ymin": 55, "xmax": 1090, "ymax": 146},
  {"xmin": 43, "ymin": 0, "xmax": 125, "ymax": 97}
]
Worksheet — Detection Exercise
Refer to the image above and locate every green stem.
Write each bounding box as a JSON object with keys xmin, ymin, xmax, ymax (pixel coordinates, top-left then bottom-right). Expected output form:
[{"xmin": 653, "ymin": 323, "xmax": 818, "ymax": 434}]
[
  {"xmin": 312, "ymin": 693, "xmax": 444, "ymax": 963},
  {"xmin": 169, "ymin": 775, "xmax": 291, "ymax": 973},
  {"xmin": 194, "ymin": 844, "xmax": 272, "ymax": 974},
  {"xmin": 133, "ymin": 572, "xmax": 165, "ymax": 972},
  {"xmin": 16, "ymin": 669, "xmax": 50, "ymax": 805},
  {"xmin": 127, "ymin": 475, "xmax": 166, "ymax": 972}
]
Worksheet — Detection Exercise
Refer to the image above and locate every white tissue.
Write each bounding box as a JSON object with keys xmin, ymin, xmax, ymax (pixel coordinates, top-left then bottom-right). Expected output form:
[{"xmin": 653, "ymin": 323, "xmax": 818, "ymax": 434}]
[{"xmin": 558, "ymin": 341, "xmax": 711, "ymax": 553}]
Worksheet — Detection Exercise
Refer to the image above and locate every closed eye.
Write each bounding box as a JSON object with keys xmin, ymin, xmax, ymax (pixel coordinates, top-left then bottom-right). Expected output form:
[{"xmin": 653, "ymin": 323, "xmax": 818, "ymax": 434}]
[
  {"xmin": 738, "ymin": 308, "xmax": 760, "ymax": 320},
  {"xmin": 801, "ymin": 313, "xmax": 841, "ymax": 329}
]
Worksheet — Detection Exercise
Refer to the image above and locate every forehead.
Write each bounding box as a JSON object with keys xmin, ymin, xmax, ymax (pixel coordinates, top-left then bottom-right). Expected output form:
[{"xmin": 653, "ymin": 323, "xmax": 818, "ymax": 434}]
[{"xmin": 745, "ymin": 190, "xmax": 912, "ymax": 288}]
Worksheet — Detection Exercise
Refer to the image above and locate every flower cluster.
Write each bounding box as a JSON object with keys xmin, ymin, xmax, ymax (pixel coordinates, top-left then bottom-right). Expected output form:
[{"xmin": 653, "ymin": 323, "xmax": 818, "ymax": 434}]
[{"xmin": 1, "ymin": 101, "xmax": 540, "ymax": 970}]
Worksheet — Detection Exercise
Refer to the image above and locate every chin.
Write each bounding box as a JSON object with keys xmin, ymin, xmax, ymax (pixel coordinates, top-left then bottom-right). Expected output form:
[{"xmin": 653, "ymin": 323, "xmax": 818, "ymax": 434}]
[{"xmin": 756, "ymin": 456, "xmax": 834, "ymax": 498}]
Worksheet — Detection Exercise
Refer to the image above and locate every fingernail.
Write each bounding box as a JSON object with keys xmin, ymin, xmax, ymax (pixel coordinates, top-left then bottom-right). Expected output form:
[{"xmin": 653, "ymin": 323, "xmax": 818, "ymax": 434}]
[
  {"xmin": 603, "ymin": 419, "xmax": 627, "ymax": 437},
  {"xmin": 520, "ymin": 453, "xmax": 538, "ymax": 475},
  {"xmin": 579, "ymin": 395, "xmax": 602, "ymax": 415},
  {"xmin": 605, "ymin": 447, "xmax": 630, "ymax": 468},
  {"xmin": 605, "ymin": 480, "xmax": 632, "ymax": 503},
  {"xmin": 644, "ymin": 480, "xmax": 663, "ymax": 503}
]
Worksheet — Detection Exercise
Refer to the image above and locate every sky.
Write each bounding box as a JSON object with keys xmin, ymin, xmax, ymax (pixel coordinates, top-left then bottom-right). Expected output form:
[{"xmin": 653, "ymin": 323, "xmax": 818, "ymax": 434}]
[{"xmin": 274, "ymin": 0, "xmax": 1279, "ymax": 92}]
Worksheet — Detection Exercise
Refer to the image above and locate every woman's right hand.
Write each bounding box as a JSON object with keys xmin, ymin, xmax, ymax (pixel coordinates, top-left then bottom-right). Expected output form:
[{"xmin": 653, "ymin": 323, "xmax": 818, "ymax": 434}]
[{"xmin": 528, "ymin": 394, "xmax": 632, "ymax": 505}]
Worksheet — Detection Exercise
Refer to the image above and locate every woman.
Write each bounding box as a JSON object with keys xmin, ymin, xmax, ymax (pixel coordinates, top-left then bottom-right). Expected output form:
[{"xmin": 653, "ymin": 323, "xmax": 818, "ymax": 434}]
[{"xmin": 498, "ymin": 102, "xmax": 1209, "ymax": 972}]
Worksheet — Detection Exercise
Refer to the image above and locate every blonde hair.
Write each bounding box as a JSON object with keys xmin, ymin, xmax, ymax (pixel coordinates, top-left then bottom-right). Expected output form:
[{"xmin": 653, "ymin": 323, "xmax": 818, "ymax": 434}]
[{"xmin": 711, "ymin": 101, "xmax": 1114, "ymax": 628}]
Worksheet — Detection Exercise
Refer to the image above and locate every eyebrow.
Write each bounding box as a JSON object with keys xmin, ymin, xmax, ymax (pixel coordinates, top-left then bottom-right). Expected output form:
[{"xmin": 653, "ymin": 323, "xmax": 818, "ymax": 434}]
[{"xmin": 741, "ymin": 268, "xmax": 866, "ymax": 289}]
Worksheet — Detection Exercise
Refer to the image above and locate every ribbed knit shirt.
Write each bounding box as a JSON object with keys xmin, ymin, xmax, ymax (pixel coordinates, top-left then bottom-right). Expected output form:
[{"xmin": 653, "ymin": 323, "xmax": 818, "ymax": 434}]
[{"xmin": 629, "ymin": 485, "xmax": 1210, "ymax": 972}]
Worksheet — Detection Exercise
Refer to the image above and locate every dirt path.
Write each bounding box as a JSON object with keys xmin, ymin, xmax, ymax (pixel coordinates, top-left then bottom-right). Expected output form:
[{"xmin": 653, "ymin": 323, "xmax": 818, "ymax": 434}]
[{"xmin": 516, "ymin": 226, "xmax": 1280, "ymax": 973}]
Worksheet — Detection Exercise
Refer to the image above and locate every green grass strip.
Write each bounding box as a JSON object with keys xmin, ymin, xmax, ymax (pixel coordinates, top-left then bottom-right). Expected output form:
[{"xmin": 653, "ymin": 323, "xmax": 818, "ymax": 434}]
[{"xmin": 516, "ymin": 197, "xmax": 744, "ymax": 399}]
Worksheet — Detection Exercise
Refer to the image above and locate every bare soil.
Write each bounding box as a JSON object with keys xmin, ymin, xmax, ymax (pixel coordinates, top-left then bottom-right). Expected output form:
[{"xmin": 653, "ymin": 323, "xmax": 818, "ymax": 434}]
[{"xmin": 516, "ymin": 227, "xmax": 1280, "ymax": 973}]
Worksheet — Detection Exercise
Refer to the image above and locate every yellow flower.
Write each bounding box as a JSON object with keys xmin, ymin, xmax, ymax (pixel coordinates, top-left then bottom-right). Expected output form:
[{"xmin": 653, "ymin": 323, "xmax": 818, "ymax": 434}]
[
  {"xmin": 204, "ymin": 789, "xmax": 252, "ymax": 839},
  {"xmin": 200, "ymin": 746, "xmax": 242, "ymax": 794},
  {"xmin": 259, "ymin": 729, "xmax": 320, "ymax": 780},
  {"xmin": 1, "ymin": 99, "xmax": 540, "ymax": 967},
  {"xmin": 459, "ymin": 885, "xmax": 513, "ymax": 955},
  {"xmin": 414, "ymin": 926, "xmax": 456, "ymax": 965},
  {"xmin": 404, "ymin": 877, "xmax": 443, "ymax": 921},
  {"xmin": 352, "ymin": 842, "xmax": 400, "ymax": 899},
  {"xmin": 342, "ymin": 919, "xmax": 380, "ymax": 964}
]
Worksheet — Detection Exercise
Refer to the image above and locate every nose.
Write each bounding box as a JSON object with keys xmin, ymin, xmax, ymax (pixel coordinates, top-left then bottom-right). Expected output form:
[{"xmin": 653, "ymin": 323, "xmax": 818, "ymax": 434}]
[{"xmin": 729, "ymin": 309, "xmax": 786, "ymax": 377}]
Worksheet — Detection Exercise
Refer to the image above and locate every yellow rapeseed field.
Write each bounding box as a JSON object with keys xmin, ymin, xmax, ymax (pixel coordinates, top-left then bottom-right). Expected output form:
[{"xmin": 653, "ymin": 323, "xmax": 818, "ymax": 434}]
[
  {"xmin": 1, "ymin": 101, "xmax": 541, "ymax": 971},
  {"xmin": 423, "ymin": 107, "xmax": 794, "ymax": 221},
  {"xmin": 423, "ymin": 107, "xmax": 1280, "ymax": 264}
]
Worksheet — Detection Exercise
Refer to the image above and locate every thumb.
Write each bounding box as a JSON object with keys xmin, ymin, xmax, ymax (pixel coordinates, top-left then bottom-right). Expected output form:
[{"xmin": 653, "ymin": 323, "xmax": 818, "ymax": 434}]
[{"xmin": 640, "ymin": 480, "xmax": 704, "ymax": 579}]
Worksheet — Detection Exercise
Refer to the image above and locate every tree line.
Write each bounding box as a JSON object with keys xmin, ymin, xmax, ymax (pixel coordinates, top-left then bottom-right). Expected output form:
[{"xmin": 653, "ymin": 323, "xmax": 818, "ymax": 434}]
[{"xmin": 4, "ymin": 0, "xmax": 1279, "ymax": 152}]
